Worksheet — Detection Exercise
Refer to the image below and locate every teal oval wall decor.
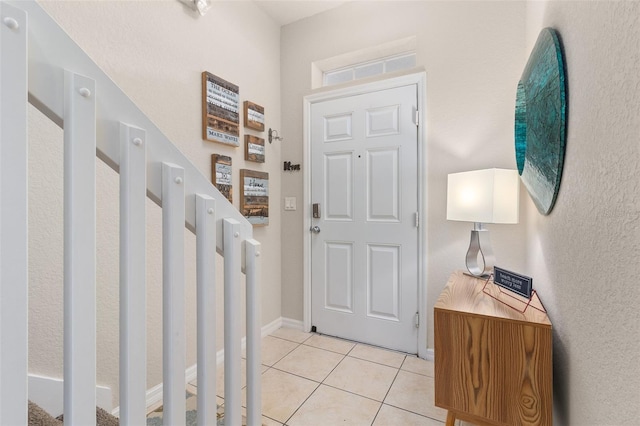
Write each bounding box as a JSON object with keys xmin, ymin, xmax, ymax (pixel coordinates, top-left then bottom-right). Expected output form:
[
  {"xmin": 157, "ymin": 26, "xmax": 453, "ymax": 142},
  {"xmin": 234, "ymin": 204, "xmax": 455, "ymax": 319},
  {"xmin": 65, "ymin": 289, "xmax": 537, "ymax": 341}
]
[{"xmin": 515, "ymin": 28, "xmax": 567, "ymax": 215}]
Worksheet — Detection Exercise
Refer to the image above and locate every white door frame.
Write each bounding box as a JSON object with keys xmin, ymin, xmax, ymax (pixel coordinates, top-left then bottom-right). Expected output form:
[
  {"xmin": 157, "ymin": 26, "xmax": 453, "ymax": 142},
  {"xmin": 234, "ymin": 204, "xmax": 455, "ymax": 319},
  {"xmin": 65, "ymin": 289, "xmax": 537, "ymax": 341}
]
[{"xmin": 302, "ymin": 71, "xmax": 429, "ymax": 359}]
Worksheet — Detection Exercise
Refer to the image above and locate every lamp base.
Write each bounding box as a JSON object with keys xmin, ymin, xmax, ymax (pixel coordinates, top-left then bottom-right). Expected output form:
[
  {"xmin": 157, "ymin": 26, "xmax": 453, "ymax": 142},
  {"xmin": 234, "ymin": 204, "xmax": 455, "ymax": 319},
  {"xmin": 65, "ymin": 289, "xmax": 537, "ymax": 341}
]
[{"xmin": 465, "ymin": 226, "xmax": 495, "ymax": 278}]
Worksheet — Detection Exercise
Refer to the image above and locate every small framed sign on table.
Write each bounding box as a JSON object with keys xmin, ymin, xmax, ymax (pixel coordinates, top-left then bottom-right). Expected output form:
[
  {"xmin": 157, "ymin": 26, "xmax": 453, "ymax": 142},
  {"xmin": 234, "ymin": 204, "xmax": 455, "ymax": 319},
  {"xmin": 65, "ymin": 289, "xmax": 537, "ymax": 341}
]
[
  {"xmin": 481, "ymin": 267, "xmax": 545, "ymax": 315},
  {"xmin": 493, "ymin": 267, "xmax": 533, "ymax": 299}
]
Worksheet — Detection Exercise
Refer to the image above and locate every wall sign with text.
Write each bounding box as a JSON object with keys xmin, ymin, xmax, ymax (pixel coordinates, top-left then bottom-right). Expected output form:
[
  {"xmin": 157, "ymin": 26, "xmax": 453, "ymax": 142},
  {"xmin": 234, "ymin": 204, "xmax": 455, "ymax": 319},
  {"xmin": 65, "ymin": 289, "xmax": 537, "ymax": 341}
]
[
  {"xmin": 243, "ymin": 101, "xmax": 265, "ymax": 132},
  {"xmin": 240, "ymin": 170, "xmax": 269, "ymax": 226},
  {"xmin": 211, "ymin": 154, "xmax": 233, "ymax": 203},
  {"xmin": 245, "ymin": 135, "xmax": 265, "ymax": 163},
  {"xmin": 202, "ymin": 72, "xmax": 240, "ymax": 147}
]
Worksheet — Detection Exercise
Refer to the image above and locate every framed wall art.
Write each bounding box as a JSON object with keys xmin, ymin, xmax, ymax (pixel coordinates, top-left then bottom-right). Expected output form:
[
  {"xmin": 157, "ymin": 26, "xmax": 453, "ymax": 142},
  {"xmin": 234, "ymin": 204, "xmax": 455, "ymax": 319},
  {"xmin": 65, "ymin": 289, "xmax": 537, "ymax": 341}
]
[
  {"xmin": 240, "ymin": 169, "xmax": 269, "ymax": 226},
  {"xmin": 211, "ymin": 154, "xmax": 233, "ymax": 203},
  {"xmin": 243, "ymin": 101, "xmax": 265, "ymax": 132},
  {"xmin": 202, "ymin": 72, "xmax": 240, "ymax": 147},
  {"xmin": 245, "ymin": 135, "xmax": 265, "ymax": 163},
  {"xmin": 515, "ymin": 28, "xmax": 567, "ymax": 215}
]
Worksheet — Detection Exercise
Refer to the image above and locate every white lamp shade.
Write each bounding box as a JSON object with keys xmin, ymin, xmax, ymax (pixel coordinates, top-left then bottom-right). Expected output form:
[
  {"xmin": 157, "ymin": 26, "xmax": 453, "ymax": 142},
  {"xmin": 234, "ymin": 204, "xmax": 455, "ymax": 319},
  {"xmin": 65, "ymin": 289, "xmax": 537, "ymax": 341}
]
[{"xmin": 447, "ymin": 168, "xmax": 520, "ymax": 224}]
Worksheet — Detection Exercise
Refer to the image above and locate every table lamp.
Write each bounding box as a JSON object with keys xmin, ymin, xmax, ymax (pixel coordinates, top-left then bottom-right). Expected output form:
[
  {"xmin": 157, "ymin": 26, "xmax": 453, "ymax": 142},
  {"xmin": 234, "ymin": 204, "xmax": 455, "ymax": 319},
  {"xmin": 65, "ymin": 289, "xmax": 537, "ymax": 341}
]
[{"xmin": 447, "ymin": 169, "xmax": 519, "ymax": 277}]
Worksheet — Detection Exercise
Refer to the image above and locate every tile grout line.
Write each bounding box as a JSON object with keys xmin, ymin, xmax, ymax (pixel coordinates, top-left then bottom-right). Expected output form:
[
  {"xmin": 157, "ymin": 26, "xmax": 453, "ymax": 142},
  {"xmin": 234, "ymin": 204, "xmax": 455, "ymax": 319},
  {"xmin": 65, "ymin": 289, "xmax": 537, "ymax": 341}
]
[
  {"xmin": 348, "ymin": 354, "xmax": 406, "ymax": 370},
  {"xmin": 382, "ymin": 401, "xmax": 448, "ymax": 423},
  {"xmin": 382, "ymin": 366, "xmax": 446, "ymax": 422},
  {"xmin": 262, "ymin": 336, "xmax": 304, "ymax": 367},
  {"xmin": 267, "ymin": 336, "xmax": 311, "ymax": 425},
  {"xmin": 275, "ymin": 334, "xmax": 439, "ymax": 424},
  {"xmin": 282, "ymin": 342, "xmax": 350, "ymax": 425},
  {"xmin": 282, "ymin": 380, "xmax": 322, "ymax": 425},
  {"xmin": 175, "ymin": 331, "xmax": 438, "ymax": 425},
  {"xmin": 284, "ymin": 351, "xmax": 393, "ymax": 421},
  {"xmin": 262, "ymin": 332, "xmax": 440, "ymax": 424},
  {"xmin": 268, "ymin": 332, "xmax": 314, "ymax": 346},
  {"xmin": 369, "ymin": 358, "xmax": 404, "ymax": 425}
]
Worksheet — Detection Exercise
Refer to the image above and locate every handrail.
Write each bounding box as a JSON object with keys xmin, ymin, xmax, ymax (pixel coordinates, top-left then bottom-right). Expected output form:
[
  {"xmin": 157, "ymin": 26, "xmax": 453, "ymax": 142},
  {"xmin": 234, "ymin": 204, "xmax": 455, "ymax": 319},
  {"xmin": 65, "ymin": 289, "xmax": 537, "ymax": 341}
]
[
  {"xmin": 7, "ymin": 0, "xmax": 253, "ymax": 252},
  {"xmin": 1, "ymin": 2, "xmax": 262, "ymax": 424}
]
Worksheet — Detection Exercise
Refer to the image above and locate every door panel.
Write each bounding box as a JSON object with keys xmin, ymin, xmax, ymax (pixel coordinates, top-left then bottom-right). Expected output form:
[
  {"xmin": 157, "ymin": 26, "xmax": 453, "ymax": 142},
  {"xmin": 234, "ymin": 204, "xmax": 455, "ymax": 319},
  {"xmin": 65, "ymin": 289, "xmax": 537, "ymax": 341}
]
[
  {"xmin": 324, "ymin": 113, "xmax": 353, "ymax": 142},
  {"xmin": 324, "ymin": 153, "xmax": 354, "ymax": 221},
  {"xmin": 367, "ymin": 244, "xmax": 400, "ymax": 321},
  {"xmin": 366, "ymin": 105, "xmax": 400, "ymax": 137},
  {"xmin": 325, "ymin": 242, "xmax": 354, "ymax": 313},
  {"xmin": 311, "ymin": 84, "xmax": 418, "ymax": 353},
  {"xmin": 367, "ymin": 148, "xmax": 400, "ymax": 222}
]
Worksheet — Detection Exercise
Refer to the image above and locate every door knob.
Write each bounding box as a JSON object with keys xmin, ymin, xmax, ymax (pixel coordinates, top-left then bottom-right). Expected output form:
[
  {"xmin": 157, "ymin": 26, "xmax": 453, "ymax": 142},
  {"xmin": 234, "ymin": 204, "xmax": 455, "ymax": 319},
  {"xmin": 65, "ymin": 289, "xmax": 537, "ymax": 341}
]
[{"xmin": 310, "ymin": 226, "xmax": 321, "ymax": 234}]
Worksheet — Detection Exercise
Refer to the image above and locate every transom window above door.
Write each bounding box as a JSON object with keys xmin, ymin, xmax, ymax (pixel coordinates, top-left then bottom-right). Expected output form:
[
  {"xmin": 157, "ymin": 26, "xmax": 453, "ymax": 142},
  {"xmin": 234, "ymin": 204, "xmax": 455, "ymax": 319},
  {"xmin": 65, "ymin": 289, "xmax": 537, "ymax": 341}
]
[
  {"xmin": 323, "ymin": 53, "xmax": 417, "ymax": 87},
  {"xmin": 311, "ymin": 36, "xmax": 418, "ymax": 89}
]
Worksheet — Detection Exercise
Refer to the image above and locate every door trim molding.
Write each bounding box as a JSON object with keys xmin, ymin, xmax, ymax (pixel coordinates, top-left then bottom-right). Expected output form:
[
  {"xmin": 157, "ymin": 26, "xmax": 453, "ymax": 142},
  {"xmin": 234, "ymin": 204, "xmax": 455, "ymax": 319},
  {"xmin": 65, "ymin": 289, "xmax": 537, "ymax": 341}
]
[{"xmin": 302, "ymin": 71, "xmax": 429, "ymax": 358}]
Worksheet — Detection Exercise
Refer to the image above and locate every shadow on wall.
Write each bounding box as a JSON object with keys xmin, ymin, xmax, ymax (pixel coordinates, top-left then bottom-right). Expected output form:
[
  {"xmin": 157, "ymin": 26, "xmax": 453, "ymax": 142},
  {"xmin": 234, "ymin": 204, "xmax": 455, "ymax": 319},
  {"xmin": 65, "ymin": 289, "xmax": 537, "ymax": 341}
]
[
  {"xmin": 527, "ymin": 2, "xmax": 569, "ymax": 423},
  {"xmin": 552, "ymin": 330, "xmax": 570, "ymax": 425}
]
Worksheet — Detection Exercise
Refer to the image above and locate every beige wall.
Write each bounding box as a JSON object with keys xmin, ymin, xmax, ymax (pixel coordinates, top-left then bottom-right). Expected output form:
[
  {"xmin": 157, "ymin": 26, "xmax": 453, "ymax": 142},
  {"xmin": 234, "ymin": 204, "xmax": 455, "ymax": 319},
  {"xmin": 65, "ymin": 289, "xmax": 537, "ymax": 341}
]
[
  {"xmin": 25, "ymin": 1, "xmax": 640, "ymax": 422},
  {"xmin": 280, "ymin": 1, "xmax": 528, "ymax": 347},
  {"xmin": 523, "ymin": 1, "xmax": 640, "ymax": 424},
  {"xmin": 28, "ymin": 0, "xmax": 282, "ymax": 407},
  {"xmin": 282, "ymin": 2, "xmax": 640, "ymax": 422}
]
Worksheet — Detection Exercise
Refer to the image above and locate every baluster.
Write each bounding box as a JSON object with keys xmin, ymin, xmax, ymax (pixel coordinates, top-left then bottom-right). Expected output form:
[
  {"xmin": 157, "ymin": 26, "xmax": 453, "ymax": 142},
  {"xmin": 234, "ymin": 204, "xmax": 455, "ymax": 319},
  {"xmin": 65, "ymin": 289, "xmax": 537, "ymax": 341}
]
[
  {"xmin": 245, "ymin": 239, "xmax": 262, "ymax": 426},
  {"xmin": 0, "ymin": 4, "xmax": 28, "ymax": 424},
  {"xmin": 119, "ymin": 123, "xmax": 147, "ymax": 425},
  {"xmin": 162, "ymin": 162, "xmax": 186, "ymax": 426},
  {"xmin": 224, "ymin": 218, "xmax": 242, "ymax": 425},
  {"xmin": 196, "ymin": 194, "xmax": 217, "ymax": 426},
  {"xmin": 63, "ymin": 70, "xmax": 97, "ymax": 425}
]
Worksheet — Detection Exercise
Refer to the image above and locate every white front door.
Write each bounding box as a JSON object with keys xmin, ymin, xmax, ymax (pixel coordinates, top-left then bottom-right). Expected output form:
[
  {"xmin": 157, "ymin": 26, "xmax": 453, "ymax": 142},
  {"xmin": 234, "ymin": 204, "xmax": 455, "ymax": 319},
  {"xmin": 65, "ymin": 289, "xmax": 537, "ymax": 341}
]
[{"xmin": 310, "ymin": 84, "xmax": 419, "ymax": 354}]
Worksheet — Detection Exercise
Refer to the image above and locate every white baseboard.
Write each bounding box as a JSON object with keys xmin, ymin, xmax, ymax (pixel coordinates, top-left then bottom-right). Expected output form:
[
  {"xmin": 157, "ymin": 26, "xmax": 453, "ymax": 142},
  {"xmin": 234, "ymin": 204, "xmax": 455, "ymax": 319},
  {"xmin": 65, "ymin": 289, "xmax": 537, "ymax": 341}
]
[
  {"xmin": 136, "ymin": 381, "xmax": 163, "ymax": 417},
  {"xmin": 112, "ymin": 317, "xmax": 291, "ymax": 417},
  {"xmin": 281, "ymin": 317, "xmax": 304, "ymax": 331},
  {"xmin": 261, "ymin": 316, "xmax": 284, "ymax": 336},
  {"xmin": 28, "ymin": 374, "xmax": 112, "ymax": 418},
  {"xmin": 425, "ymin": 348, "xmax": 435, "ymax": 362}
]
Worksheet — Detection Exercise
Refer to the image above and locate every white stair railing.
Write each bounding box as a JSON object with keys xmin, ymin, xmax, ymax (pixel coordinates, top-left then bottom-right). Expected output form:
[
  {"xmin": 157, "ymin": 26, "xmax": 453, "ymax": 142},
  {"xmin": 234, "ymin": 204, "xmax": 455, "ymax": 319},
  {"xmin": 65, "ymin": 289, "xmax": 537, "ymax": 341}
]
[
  {"xmin": 0, "ymin": 3, "xmax": 28, "ymax": 425},
  {"xmin": 119, "ymin": 122, "xmax": 149, "ymax": 424},
  {"xmin": 0, "ymin": 1, "xmax": 262, "ymax": 425}
]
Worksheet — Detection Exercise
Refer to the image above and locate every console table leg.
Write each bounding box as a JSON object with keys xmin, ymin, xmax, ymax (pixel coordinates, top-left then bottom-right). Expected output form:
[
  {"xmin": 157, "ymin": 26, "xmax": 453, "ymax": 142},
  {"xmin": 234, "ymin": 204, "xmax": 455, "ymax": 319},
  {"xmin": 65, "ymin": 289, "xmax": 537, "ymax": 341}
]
[{"xmin": 446, "ymin": 411, "xmax": 457, "ymax": 426}]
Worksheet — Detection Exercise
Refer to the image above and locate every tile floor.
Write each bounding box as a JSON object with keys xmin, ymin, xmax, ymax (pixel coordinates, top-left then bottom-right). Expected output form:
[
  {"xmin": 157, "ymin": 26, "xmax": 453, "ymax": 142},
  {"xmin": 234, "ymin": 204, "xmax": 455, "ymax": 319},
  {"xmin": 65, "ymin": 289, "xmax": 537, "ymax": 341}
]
[{"xmin": 188, "ymin": 327, "xmax": 459, "ymax": 426}]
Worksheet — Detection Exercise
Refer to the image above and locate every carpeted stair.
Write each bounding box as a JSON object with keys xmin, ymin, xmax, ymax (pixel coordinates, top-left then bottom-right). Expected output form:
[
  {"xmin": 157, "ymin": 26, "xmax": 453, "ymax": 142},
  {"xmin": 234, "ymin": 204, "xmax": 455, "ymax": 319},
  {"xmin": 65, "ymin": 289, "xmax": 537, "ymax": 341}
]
[{"xmin": 28, "ymin": 400, "xmax": 119, "ymax": 426}]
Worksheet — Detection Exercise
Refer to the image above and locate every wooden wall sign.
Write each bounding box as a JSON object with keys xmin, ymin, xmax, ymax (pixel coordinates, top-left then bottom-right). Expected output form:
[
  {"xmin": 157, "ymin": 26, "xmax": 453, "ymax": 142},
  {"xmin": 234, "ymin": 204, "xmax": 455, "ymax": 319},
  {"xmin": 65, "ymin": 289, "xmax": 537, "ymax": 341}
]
[
  {"xmin": 240, "ymin": 169, "xmax": 269, "ymax": 226},
  {"xmin": 245, "ymin": 135, "xmax": 265, "ymax": 163},
  {"xmin": 243, "ymin": 101, "xmax": 265, "ymax": 132},
  {"xmin": 202, "ymin": 72, "xmax": 240, "ymax": 147},
  {"xmin": 211, "ymin": 154, "xmax": 232, "ymax": 203}
]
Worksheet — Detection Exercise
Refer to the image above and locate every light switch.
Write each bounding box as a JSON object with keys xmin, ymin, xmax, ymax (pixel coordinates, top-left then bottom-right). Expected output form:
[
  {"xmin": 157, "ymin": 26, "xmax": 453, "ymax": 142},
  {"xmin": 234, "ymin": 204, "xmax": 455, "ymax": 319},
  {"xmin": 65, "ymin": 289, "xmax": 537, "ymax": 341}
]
[{"xmin": 284, "ymin": 197, "xmax": 297, "ymax": 211}]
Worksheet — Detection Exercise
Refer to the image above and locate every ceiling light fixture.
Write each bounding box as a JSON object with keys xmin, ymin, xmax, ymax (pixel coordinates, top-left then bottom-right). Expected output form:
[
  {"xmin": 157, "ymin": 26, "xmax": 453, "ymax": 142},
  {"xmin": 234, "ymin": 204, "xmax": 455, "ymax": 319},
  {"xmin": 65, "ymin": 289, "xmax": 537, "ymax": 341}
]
[
  {"xmin": 179, "ymin": 0, "xmax": 211, "ymax": 16},
  {"xmin": 194, "ymin": 0, "xmax": 211, "ymax": 16}
]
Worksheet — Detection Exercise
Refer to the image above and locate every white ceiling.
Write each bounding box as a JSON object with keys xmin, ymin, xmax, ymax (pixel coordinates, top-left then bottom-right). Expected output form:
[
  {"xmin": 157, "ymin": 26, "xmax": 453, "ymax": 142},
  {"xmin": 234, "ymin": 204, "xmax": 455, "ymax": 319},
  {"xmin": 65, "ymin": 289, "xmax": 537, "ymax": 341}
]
[{"xmin": 253, "ymin": 1, "xmax": 349, "ymax": 26}]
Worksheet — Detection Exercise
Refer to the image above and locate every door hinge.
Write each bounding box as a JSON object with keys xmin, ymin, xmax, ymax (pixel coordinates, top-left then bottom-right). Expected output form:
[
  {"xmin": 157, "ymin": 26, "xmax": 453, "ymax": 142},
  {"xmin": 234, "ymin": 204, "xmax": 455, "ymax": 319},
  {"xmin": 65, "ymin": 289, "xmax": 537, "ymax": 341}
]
[
  {"xmin": 414, "ymin": 110, "xmax": 419, "ymax": 127},
  {"xmin": 414, "ymin": 211, "xmax": 419, "ymax": 228},
  {"xmin": 415, "ymin": 312, "xmax": 420, "ymax": 328}
]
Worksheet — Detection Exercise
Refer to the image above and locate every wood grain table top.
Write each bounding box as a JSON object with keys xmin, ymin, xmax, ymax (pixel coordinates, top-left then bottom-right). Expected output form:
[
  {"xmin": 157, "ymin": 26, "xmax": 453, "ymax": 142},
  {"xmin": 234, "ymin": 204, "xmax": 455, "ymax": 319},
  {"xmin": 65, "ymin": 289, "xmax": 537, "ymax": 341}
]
[{"xmin": 435, "ymin": 270, "xmax": 551, "ymax": 327}]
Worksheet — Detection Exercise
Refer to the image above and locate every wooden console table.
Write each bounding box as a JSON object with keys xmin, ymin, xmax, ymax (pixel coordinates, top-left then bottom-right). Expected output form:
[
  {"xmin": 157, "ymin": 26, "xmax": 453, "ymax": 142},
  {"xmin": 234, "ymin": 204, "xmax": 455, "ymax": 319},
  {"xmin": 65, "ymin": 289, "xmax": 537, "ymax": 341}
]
[{"xmin": 434, "ymin": 271, "xmax": 553, "ymax": 426}]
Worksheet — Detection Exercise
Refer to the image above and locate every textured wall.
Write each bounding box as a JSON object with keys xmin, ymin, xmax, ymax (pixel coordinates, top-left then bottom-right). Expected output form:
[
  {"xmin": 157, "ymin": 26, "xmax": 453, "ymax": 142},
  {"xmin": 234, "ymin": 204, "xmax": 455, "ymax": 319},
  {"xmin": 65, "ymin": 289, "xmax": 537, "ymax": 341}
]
[
  {"xmin": 28, "ymin": 0, "xmax": 282, "ymax": 408},
  {"xmin": 523, "ymin": 1, "xmax": 640, "ymax": 424},
  {"xmin": 280, "ymin": 1, "xmax": 527, "ymax": 349}
]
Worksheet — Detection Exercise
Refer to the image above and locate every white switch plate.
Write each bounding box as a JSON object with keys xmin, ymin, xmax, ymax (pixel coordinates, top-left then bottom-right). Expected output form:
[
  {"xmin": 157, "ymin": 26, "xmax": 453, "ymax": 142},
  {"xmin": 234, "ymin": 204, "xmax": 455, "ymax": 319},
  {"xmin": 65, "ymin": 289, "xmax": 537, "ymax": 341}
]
[{"xmin": 284, "ymin": 197, "xmax": 297, "ymax": 211}]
